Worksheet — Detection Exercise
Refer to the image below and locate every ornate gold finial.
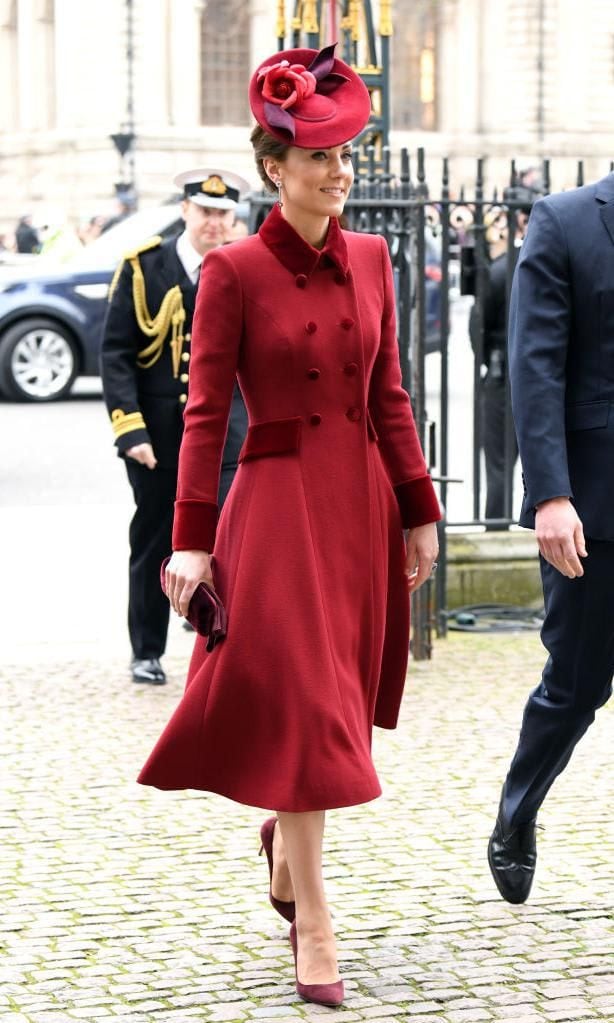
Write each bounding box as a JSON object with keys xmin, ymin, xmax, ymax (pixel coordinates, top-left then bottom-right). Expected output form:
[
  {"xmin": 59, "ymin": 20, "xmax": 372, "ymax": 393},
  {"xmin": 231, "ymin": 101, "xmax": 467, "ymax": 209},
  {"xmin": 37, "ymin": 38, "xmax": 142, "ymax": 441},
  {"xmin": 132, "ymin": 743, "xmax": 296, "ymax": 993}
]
[
  {"xmin": 379, "ymin": 0, "xmax": 393, "ymax": 37},
  {"xmin": 202, "ymin": 175, "xmax": 227, "ymax": 196},
  {"xmin": 276, "ymin": 0, "xmax": 286, "ymax": 39},
  {"xmin": 348, "ymin": 0, "xmax": 360, "ymax": 42},
  {"xmin": 302, "ymin": 0, "xmax": 319, "ymax": 34}
]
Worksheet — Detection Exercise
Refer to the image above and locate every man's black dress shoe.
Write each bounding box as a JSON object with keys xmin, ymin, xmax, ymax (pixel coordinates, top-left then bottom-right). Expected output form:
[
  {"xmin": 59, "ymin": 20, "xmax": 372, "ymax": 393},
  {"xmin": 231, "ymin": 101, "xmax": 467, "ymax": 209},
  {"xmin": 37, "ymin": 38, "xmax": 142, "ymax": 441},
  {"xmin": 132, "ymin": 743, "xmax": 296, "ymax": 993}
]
[
  {"xmin": 131, "ymin": 658, "xmax": 167, "ymax": 685},
  {"xmin": 488, "ymin": 813, "xmax": 537, "ymax": 904}
]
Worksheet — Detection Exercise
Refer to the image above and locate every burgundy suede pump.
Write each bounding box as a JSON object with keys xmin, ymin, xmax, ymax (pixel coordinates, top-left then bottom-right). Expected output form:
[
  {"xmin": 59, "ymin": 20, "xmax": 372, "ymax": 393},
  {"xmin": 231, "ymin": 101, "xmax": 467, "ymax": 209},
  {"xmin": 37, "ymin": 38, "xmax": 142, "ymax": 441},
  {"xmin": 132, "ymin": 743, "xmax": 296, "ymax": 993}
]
[
  {"xmin": 258, "ymin": 817, "xmax": 296, "ymax": 924},
  {"xmin": 289, "ymin": 920, "xmax": 344, "ymax": 1007}
]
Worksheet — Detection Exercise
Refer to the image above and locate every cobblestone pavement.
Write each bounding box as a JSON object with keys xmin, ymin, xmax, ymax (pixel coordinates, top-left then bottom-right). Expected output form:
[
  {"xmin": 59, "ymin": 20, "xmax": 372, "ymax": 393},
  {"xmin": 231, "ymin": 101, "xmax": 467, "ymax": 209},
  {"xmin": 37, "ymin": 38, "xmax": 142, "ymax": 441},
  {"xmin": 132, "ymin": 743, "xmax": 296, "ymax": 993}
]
[{"xmin": 2, "ymin": 633, "xmax": 612, "ymax": 1023}]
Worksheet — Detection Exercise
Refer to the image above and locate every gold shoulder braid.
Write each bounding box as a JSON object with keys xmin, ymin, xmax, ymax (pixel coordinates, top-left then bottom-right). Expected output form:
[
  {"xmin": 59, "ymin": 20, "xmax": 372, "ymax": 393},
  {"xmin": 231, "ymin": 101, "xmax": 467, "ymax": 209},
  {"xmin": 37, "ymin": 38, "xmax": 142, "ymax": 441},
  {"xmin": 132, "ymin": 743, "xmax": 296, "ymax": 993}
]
[
  {"xmin": 108, "ymin": 236, "xmax": 161, "ymax": 302},
  {"xmin": 109, "ymin": 236, "xmax": 186, "ymax": 379}
]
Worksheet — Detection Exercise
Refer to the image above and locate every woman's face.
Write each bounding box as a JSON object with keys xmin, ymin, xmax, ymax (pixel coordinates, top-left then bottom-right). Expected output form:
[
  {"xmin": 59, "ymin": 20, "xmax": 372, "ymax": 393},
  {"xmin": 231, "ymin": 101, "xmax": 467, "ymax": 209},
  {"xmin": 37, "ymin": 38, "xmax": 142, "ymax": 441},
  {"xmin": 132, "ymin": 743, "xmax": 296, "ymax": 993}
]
[{"xmin": 276, "ymin": 143, "xmax": 354, "ymax": 220}]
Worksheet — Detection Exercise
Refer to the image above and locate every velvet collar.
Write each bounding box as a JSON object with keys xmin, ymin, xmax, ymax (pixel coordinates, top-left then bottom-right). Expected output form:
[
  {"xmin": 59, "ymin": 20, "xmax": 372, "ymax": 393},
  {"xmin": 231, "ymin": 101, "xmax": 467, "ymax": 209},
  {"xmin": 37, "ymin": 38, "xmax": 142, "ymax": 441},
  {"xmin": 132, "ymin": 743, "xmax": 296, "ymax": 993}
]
[{"xmin": 258, "ymin": 202, "xmax": 349, "ymax": 278}]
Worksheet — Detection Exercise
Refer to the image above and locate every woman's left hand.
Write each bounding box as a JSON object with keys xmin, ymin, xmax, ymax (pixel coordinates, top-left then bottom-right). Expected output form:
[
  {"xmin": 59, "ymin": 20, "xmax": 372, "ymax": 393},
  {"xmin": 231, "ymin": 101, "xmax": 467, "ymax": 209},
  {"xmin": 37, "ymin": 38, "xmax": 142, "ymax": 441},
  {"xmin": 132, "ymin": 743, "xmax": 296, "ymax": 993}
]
[{"xmin": 404, "ymin": 522, "xmax": 439, "ymax": 592}]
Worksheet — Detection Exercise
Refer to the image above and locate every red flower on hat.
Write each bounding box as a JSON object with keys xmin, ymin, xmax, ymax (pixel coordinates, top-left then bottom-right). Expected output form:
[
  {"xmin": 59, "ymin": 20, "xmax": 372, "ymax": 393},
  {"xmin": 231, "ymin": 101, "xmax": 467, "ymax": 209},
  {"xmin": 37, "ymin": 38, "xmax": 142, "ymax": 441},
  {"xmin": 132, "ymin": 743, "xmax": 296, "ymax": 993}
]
[
  {"xmin": 258, "ymin": 60, "xmax": 316, "ymax": 110},
  {"xmin": 256, "ymin": 44, "xmax": 349, "ymax": 141}
]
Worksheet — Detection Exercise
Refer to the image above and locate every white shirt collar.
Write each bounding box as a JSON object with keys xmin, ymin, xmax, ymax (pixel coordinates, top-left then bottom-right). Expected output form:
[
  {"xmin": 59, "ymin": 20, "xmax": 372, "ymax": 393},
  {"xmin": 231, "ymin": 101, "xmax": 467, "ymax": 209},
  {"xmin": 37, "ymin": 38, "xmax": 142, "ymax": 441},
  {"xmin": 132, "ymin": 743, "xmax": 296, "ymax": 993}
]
[{"xmin": 175, "ymin": 230, "xmax": 203, "ymax": 285}]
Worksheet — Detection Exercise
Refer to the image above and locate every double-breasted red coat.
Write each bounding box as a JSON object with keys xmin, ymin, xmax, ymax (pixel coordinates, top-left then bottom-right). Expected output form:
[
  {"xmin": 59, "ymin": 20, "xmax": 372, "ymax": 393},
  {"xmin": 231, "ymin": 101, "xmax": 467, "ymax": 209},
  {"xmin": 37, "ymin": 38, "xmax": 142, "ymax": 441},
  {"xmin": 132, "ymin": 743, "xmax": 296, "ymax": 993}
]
[{"xmin": 138, "ymin": 205, "xmax": 440, "ymax": 812}]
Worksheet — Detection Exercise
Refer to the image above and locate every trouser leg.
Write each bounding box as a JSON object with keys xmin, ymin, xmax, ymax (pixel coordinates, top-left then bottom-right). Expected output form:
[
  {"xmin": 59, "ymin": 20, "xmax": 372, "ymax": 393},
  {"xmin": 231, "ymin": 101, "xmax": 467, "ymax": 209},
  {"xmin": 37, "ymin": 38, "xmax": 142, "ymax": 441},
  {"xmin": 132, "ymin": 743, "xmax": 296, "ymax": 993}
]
[
  {"xmin": 125, "ymin": 460, "xmax": 177, "ymax": 660},
  {"xmin": 482, "ymin": 372, "xmax": 517, "ymax": 524},
  {"xmin": 501, "ymin": 540, "xmax": 614, "ymax": 826}
]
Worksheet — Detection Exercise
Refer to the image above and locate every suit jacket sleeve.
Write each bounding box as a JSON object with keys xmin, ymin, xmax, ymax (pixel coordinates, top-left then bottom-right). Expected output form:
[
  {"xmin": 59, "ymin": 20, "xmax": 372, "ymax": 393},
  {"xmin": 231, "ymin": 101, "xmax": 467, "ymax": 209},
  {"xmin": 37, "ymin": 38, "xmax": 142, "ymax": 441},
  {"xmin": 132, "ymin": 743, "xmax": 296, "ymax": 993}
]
[
  {"xmin": 368, "ymin": 236, "xmax": 441, "ymax": 528},
  {"xmin": 508, "ymin": 199, "xmax": 573, "ymax": 510},
  {"xmin": 172, "ymin": 248, "xmax": 242, "ymax": 552},
  {"xmin": 100, "ymin": 261, "xmax": 151, "ymax": 453}
]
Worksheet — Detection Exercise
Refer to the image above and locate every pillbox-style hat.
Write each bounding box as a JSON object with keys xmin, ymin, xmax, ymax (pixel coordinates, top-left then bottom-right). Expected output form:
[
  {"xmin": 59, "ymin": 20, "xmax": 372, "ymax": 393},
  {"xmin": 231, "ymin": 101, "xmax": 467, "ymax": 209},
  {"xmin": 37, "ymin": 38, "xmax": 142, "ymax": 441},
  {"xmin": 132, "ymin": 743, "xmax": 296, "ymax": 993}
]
[{"xmin": 249, "ymin": 43, "xmax": 371, "ymax": 149}]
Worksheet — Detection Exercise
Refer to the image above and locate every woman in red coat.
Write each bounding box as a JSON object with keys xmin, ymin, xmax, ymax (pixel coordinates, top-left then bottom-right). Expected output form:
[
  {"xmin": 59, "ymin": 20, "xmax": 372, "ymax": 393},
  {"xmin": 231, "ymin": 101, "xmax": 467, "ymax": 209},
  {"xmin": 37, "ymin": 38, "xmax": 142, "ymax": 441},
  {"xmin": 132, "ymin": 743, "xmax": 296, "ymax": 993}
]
[{"xmin": 139, "ymin": 45, "xmax": 440, "ymax": 1008}]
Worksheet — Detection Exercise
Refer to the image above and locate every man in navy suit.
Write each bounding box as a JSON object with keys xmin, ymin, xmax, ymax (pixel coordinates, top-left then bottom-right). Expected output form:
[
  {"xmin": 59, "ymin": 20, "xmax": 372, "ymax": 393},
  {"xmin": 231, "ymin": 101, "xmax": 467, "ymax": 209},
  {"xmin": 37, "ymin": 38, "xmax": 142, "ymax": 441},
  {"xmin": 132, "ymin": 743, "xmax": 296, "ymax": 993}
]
[{"xmin": 487, "ymin": 174, "xmax": 614, "ymax": 903}]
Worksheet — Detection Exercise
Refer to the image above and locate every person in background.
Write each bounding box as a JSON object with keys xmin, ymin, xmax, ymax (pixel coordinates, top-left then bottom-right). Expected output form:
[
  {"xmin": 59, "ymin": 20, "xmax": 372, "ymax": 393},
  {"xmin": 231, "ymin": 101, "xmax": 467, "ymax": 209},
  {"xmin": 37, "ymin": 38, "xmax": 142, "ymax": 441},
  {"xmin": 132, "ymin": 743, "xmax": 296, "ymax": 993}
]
[
  {"xmin": 100, "ymin": 168, "xmax": 249, "ymax": 685},
  {"xmin": 15, "ymin": 215, "xmax": 40, "ymax": 254},
  {"xmin": 39, "ymin": 215, "xmax": 83, "ymax": 262},
  {"xmin": 469, "ymin": 194, "xmax": 530, "ymax": 526},
  {"xmin": 78, "ymin": 215, "xmax": 107, "ymax": 246}
]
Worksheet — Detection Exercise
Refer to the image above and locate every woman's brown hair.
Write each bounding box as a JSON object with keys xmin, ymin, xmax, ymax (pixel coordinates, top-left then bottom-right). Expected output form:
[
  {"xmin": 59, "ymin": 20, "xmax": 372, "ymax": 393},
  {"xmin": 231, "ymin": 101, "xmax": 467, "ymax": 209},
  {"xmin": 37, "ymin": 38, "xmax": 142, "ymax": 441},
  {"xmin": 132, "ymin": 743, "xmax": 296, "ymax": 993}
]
[{"xmin": 250, "ymin": 125, "xmax": 290, "ymax": 193}]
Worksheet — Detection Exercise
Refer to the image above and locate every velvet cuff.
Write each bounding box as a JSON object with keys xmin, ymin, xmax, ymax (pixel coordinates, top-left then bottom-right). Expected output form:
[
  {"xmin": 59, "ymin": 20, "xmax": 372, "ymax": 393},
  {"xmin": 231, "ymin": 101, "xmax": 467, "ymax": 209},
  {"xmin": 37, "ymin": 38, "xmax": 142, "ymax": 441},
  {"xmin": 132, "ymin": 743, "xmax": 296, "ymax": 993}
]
[
  {"xmin": 172, "ymin": 500, "xmax": 219, "ymax": 553},
  {"xmin": 394, "ymin": 475, "xmax": 441, "ymax": 529}
]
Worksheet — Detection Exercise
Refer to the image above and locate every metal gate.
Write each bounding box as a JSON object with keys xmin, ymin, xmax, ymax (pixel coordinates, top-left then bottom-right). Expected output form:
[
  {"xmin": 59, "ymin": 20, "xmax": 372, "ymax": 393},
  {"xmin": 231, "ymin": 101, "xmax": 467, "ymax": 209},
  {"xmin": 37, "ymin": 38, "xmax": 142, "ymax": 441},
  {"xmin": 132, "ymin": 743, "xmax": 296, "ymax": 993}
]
[{"xmin": 249, "ymin": 149, "xmax": 601, "ymax": 657}]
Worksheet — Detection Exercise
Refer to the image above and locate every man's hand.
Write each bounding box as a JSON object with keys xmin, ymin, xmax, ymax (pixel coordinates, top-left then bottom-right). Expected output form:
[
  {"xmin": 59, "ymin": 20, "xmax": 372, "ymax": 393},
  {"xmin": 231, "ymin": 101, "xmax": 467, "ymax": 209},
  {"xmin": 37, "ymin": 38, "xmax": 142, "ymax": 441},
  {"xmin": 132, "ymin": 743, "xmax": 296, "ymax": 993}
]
[
  {"xmin": 126, "ymin": 443, "xmax": 157, "ymax": 469},
  {"xmin": 535, "ymin": 497, "xmax": 587, "ymax": 578}
]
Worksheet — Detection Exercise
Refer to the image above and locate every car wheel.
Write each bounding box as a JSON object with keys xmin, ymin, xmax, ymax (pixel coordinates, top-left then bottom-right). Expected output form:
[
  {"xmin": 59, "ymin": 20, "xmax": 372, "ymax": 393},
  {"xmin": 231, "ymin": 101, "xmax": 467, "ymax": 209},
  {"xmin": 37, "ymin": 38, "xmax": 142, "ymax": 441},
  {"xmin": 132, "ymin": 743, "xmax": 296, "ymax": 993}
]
[{"xmin": 0, "ymin": 318, "xmax": 79, "ymax": 401}]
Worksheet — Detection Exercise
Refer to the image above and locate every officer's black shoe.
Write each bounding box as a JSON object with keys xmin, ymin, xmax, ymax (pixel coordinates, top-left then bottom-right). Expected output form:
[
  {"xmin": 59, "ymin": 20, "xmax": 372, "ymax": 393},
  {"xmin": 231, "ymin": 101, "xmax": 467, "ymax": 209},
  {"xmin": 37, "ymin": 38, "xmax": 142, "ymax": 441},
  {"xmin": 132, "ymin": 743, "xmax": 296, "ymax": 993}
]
[
  {"xmin": 131, "ymin": 658, "xmax": 167, "ymax": 685},
  {"xmin": 487, "ymin": 812, "xmax": 537, "ymax": 904}
]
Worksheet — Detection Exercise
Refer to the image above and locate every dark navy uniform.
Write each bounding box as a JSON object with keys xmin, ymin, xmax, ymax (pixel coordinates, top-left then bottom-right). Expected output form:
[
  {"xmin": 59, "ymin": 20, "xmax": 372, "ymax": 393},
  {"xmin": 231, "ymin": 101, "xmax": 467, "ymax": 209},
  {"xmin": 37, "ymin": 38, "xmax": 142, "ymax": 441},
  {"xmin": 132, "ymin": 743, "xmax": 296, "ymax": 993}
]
[{"xmin": 101, "ymin": 234, "xmax": 247, "ymax": 664}]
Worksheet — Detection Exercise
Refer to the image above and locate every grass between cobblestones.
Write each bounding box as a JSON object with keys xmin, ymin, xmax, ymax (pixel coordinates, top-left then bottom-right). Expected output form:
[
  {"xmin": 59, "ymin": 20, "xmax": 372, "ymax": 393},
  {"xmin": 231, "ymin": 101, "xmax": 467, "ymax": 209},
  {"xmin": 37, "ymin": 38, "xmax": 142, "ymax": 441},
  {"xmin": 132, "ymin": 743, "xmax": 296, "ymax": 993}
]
[{"xmin": 1, "ymin": 633, "xmax": 612, "ymax": 1022}]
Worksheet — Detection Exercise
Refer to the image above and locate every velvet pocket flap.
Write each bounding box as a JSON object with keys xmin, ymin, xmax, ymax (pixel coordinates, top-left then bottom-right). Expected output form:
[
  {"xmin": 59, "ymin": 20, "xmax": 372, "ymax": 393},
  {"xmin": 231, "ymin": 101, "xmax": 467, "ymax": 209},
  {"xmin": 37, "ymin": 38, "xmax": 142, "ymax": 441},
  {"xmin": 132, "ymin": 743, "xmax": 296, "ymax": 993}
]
[{"xmin": 238, "ymin": 416, "xmax": 302, "ymax": 462}]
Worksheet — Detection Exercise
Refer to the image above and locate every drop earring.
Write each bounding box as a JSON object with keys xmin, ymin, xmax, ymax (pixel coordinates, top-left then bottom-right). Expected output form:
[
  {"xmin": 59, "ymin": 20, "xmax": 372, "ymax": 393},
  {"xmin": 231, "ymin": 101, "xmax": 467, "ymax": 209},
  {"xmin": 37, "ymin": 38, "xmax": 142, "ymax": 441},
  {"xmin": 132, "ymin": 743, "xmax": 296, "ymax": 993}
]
[{"xmin": 276, "ymin": 179, "xmax": 283, "ymax": 209}]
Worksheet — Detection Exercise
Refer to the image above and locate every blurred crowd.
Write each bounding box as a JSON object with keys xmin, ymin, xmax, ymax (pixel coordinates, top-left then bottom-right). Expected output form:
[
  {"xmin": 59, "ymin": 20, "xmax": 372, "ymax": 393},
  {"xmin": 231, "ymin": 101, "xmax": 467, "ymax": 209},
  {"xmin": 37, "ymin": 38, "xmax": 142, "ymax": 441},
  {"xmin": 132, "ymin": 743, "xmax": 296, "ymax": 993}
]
[
  {"xmin": 0, "ymin": 192, "xmax": 249, "ymax": 265},
  {"xmin": 0, "ymin": 196, "xmax": 137, "ymax": 262}
]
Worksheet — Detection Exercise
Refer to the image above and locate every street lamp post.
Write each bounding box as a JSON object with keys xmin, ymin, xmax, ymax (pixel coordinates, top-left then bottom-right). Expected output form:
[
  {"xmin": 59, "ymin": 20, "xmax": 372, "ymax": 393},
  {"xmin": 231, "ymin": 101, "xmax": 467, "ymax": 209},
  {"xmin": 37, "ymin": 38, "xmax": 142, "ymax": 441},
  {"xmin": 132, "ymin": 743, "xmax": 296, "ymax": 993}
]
[{"xmin": 110, "ymin": 0, "xmax": 137, "ymax": 208}]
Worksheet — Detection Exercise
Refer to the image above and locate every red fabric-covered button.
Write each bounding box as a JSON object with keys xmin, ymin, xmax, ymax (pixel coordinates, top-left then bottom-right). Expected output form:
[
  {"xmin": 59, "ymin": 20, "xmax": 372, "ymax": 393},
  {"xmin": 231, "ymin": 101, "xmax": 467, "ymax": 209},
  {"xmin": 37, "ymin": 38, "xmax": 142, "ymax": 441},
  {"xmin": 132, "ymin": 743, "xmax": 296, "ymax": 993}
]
[
  {"xmin": 346, "ymin": 406, "xmax": 362, "ymax": 422},
  {"xmin": 307, "ymin": 368, "xmax": 320, "ymax": 380},
  {"xmin": 310, "ymin": 413, "xmax": 322, "ymax": 426},
  {"xmin": 295, "ymin": 274, "xmax": 308, "ymax": 288},
  {"xmin": 305, "ymin": 321, "xmax": 317, "ymax": 334},
  {"xmin": 334, "ymin": 272, "xmax": 346, "ymax": 285},
  {"xmin": 341, "ymin": 317, "xmax": 354, "ymax": 330},
  {"xmin": 343, "ymin": 362, "xmax": 358, "ymax": 377}
]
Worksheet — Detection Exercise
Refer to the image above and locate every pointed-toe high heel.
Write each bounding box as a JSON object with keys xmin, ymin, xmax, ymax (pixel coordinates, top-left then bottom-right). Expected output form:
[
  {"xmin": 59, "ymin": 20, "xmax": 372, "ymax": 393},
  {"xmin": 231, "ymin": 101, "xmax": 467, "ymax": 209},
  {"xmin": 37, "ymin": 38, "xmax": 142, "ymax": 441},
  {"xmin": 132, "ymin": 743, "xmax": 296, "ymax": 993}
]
[
  {"xmin": 289, "ymin": 920, "xmax": 344, "ymax": 1008},
  {"xmin": 258, "ymin": 816, "xmax": 296, "ymax": 924}
]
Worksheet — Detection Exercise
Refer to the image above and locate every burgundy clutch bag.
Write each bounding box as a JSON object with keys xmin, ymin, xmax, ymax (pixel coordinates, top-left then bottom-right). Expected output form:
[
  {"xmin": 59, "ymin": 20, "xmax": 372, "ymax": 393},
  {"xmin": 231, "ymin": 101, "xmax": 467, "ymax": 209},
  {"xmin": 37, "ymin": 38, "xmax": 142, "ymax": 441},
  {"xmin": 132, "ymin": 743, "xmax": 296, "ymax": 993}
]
[{"xmin": 160, "ymin": 557, "xmax": 227, "ymax": 652}]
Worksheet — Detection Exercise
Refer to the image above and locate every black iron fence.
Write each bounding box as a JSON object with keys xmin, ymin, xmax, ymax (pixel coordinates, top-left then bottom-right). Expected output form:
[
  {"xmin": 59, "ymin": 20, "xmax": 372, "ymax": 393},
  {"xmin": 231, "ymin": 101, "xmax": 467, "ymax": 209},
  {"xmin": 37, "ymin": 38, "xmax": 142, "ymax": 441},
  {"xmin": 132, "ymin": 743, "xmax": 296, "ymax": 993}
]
[{"xmin": 249, "ymin": 149, "xmax": 609, "ymax": 658}]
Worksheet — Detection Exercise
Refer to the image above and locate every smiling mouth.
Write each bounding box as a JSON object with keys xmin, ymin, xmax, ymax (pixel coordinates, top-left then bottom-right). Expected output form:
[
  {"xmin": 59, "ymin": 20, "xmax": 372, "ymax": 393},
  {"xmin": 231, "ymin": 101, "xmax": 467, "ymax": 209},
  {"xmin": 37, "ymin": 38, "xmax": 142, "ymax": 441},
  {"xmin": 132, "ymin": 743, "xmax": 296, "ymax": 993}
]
[{"xmin": 320, "ymin": 189, "xmax": 345, "ymax": 196}]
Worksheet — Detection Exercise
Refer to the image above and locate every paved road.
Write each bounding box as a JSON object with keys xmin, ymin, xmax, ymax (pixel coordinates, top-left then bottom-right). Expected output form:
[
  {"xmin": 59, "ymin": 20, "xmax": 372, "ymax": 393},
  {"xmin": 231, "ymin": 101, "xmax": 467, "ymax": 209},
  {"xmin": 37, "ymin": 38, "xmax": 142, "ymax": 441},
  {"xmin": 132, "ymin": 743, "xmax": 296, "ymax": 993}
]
[
  {"xmin": 0, "ymin": 381, "xmax": 187, "ymax": 665},
  {"xmin": 1, "ymin": 379, "xmax": 612, "ymax": 1022},
  {"xmin": 2, "ymin": 635, "xmax": 612, "ymax": 1022}
]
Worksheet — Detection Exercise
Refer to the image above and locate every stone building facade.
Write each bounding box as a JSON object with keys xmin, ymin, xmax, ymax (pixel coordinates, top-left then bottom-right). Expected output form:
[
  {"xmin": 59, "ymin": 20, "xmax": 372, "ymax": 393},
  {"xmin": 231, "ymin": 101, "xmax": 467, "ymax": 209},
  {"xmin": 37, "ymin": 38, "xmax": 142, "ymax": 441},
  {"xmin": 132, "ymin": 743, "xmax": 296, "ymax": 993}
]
[{"xmin": 1, "ymin": 0, "xmax": 613, "ymax": 232}]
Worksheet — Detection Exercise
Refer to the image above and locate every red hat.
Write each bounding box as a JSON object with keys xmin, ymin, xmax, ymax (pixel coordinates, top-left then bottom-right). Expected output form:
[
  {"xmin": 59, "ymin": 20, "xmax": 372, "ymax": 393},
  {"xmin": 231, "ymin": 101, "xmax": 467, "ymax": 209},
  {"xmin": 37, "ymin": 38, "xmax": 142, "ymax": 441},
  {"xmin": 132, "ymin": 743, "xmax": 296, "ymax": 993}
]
[{"xmin": 249, "ymin": 43, "xmax": 371, "ymax": 149}]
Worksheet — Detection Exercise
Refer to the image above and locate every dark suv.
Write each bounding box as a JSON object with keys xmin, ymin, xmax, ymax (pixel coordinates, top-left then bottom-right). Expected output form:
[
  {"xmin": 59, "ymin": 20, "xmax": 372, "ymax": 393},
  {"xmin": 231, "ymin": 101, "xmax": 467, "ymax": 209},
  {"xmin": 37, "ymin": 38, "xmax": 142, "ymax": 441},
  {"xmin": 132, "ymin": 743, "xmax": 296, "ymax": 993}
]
[{"xmin": 0, "ymin": 205, "xmax": 183, "ymax": 401}]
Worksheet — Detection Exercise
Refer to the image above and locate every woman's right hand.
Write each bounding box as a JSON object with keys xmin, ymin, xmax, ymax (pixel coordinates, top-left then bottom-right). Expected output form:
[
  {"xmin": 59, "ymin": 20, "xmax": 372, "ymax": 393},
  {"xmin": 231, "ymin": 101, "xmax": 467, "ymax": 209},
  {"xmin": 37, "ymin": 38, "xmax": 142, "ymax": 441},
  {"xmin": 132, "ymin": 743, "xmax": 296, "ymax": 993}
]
[{"xmin": 165, "ymin": 550, "xmax": 213, "ymax": 617}]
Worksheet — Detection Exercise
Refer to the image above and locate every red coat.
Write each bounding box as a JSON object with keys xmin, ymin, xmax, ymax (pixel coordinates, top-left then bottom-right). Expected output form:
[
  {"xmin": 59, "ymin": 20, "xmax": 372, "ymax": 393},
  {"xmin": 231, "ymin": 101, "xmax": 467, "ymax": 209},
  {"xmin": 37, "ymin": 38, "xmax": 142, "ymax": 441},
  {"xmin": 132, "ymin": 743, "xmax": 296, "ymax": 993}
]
[{"xmin": 138, "ymin": 205, "xmax": 440, "ymax": 811}]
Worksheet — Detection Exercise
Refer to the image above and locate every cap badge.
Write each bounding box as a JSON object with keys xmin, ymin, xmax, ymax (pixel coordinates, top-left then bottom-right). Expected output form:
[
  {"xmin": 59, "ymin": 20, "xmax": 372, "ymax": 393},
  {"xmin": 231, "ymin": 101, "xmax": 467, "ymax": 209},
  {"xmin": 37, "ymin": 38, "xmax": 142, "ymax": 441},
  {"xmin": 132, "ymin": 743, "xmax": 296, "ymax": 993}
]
[{"xmin": 202, "ymin": 175, "xmax": 227, "ymax": 196}]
